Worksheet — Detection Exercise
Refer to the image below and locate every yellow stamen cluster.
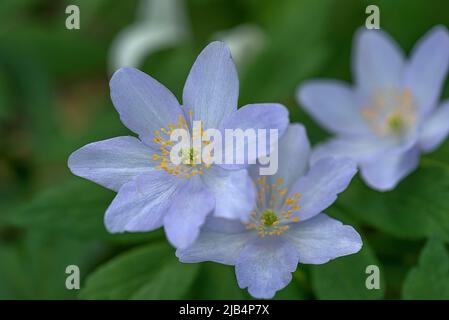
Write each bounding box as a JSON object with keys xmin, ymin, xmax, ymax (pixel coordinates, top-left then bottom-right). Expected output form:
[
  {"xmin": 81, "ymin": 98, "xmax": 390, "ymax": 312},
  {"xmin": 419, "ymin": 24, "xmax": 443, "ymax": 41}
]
[
  {"xmin": 152, "ymin": 110, "xmax": 211, "ymax": 179},
  {"xmin": 246, "ymin": 176, "xmax": 300, "ymax": 237},
  {"xmin": 361, "ymin": 88, "xmax": 416, "ymax": 136}
]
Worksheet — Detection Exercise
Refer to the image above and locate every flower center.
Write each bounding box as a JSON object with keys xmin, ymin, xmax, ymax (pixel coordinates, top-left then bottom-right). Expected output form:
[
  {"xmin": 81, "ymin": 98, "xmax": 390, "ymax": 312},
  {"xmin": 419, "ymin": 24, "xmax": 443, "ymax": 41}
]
[
  {"xmin": 181, "ymin": 147, "xmax": 199, "ymax": 166},
  {"xmin": 386, "ymin": 112, "xmax": 405, "ymax": 133},
  {"xmin": 361, "ymin": 88, "xmax": 416, "ymax": 137},
  {"xmin": 261, "ymin": 210, "xmax": 279, "ymax": 226},
  {"xmin": 246, "ymin": 177, "xmax": 300, "ymax": 237},
  {"xmin": 152, "ymin": 110, "xmax": 211, "ymax": 178}
]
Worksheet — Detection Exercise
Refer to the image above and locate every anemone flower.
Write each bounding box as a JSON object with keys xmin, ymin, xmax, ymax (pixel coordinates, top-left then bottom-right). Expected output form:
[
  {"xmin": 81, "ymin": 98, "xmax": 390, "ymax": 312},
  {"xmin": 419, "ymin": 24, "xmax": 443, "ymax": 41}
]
[
  {"xmin": 298, "ymin": 26, "xmax": 449, "ymax": 191},
  {"xmin": 68, "ymin": 41, "xmax": 288, "ymax": 249},
  {"xmin": 176, "ymin": 124, "xmax": 362, "ymax": 298}
]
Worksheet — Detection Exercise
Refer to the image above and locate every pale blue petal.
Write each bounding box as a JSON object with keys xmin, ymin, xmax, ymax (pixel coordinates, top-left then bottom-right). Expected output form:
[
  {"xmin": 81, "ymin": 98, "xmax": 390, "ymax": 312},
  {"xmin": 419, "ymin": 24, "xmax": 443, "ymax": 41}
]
[
  {"xmin": 353, "ymin": 29, "xmax": 404, "ymax": 94},
  {"xmin": 110, "ymin": 67, "xmax": 182, "ymax": 146},
  {"xmin": 176, "ymin": 223, "xmax": 253, "ymax": 265},
  {"xmin": 235, "ymin": 237, "xmax": 300, "ymax": 299},
  {"xmin": 286, "ymin": 214, "xmax": 362, "ymax": 264},
  {"xmin": 203, "ymin": 216, "xmax": 248, "ymax": 234},
  {"xmin": 360, "ymin": 146, "xmax": 420, "ymax": 191},
  {"xmin": 104, "ymin": 170, "xmax": 181, "ymax": 232},
  {"xmin": 310, "ymin": 136, "xmax": 384, "ymax": 165},
  {"xmin": 68, "ymin": 136, "xmax": 154, "ymax": 192},
  {"xmin": 218, "ymin": 103, "xmax": 289, "ymax": 169},
  {"xmin": 164, "ymin": 177, "xmax": 215, "ymax": 249},
  {"xmin": 297, "ymin": 80, "xmax": 369, "ymax": 135},
  {"xmin": 201, "ymin": 166, "xmax": 255, "ymax": 221},
  {"xmin": 183, "ymin": 41, "xmax": 239, "ymax": 129},
  {"xmin": 419, "ymin": 100, "xmax": 449, "ymax": 152},
  {"xmin": 288, "ymin": 158, "xmax": 357, "ymax": 221},
  {"xmin": 268, "ymin": 124, "xmax": 311, "ymax": 190},
  {"xmin": 405, "ymin": 26, "xmax": 449, "ymax": 117}
]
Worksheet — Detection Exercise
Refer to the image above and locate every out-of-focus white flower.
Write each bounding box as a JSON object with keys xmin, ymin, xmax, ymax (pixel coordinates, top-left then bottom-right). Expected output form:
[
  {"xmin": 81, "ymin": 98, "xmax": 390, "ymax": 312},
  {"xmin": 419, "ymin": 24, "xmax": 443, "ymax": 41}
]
[
  {"xmin": 108, "ymin": 0, "xmax": 189, "ymax": 72},
  {"xmin": 298, "ymin": 26, "xmax": 449, "ymax": 191},
  {"xmin": 214, "ymin": 24, "xmax": 266, "ymax": 70}
]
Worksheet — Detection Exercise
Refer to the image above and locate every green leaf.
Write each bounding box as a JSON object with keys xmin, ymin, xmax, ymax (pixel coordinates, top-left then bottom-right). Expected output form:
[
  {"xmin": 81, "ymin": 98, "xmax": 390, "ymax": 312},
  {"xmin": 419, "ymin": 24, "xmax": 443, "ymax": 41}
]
[
  {"xmin": 310, "ymin": 240, "xmax": 385, "ymax": 299},
  {"xmin": 337, "ymin": 162, "xmax": 449, "ymax": 242},
  {"xmin": 80, "ymin": 242, "xmax": 199, "ymax": 299},
  {"xmin": 5, "ymin": 179, "xmax": 161, "ymax": 244},
  {"xmin": 240, "ymin": 0, "xmax": 332, "ymax": 104},
  {"xmin": 190, "ymin": 262, "xmax": 307, "ymax": 300},
  {"xmin": 190, "ymin": 263, "xmax": 246, "ymax": 300},
  {"xmin": 402, "ymin": 238, "xmax": 449, "ymax": 299},
  {"xmin": 0, "ymin": 230, "xmax": 102, "ymax": 299},
  {"xmin": 273, "ymin": 271, "xmax": 307, "ymax": 300}
]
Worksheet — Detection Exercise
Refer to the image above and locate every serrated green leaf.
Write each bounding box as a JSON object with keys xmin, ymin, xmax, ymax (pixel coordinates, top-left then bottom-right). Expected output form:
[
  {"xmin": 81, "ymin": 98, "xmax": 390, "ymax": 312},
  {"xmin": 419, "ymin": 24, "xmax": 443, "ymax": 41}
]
[
  {"xmin": 310, "ymin": 240, "xmax": 385, "ymax": 299},
  {"xmin": 80, "ymin": 242, "xmax": 199, "ymax": 299},
  {"xmin": 402, "ymin": 238, "xmax": 449, "ymax": 299}
]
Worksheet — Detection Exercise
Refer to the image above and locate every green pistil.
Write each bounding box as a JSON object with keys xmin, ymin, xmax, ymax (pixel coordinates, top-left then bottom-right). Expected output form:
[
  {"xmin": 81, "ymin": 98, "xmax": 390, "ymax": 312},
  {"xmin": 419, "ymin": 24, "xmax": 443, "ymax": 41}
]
[
  {"xmin": 261, "ymin": 210, "xmax": 279, "ymax": 226},
  {"xmin": 181, "ymin": 147, "xmax": 196, "ymax": 165},
  {"xmin": 387, "ymin": 114, "xmax": 404, "ymax": 133}
]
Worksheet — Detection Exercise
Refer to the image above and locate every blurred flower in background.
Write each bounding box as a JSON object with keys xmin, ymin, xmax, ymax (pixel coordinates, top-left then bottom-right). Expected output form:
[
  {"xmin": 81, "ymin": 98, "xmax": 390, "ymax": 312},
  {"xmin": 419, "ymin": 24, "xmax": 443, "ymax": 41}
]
[
  {"xmin": 109, "ymin": 0, "xmax": 189, "ymax": 72},
  {"xmin": 298, "ymin": 26, "xmax": 449, "ymax": 191}
]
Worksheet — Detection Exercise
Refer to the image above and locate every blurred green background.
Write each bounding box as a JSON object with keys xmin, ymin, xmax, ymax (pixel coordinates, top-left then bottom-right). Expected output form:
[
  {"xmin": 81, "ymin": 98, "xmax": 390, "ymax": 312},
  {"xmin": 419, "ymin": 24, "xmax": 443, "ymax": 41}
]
[{"xmin": 1, "ymin": 0, "xmax": 449, "ymax": 300}]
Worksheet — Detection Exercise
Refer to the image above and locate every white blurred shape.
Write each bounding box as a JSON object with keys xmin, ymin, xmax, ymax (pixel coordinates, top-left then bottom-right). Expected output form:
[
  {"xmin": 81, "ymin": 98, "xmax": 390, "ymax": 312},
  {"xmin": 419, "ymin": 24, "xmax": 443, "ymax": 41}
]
[
  {"xmin": 214, "ymin": 24, "xmax": 266, "ymax": 70},
  {"xmin": 109, "ymin": 0, "xmax": 189, "ymax": 73}
]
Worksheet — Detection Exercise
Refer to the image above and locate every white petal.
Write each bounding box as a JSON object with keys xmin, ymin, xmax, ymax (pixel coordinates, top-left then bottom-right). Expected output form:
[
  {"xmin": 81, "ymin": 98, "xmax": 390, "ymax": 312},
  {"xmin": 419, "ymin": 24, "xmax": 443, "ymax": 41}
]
[
  {"xmin": 286, "ymin": 214, "xmax": 362, "ymax": 264},
  {"xmin": 176, "ymin": 227, "xmax": 253, "ymax": 265},
  {"xmin": 298, "ymin": 80, "xmax": 369, "ymax": 135},
  {"xmin": 288, "ymin": 157, "xmax": 357, "ymax": 221},
  {"xmin": 405, "ymin": 26, "xmax": 449, "ymax": 116},
  {"xmin": 235, "ymin": 237, "xmax": 300, "ymax": 299},
  {"xmin": 201, "ymin": 166, "xmax": 255, "ymax": 221},
  {"xmin": 68, "ymin": 136, "xmax": 154, "ymax": 192},
  {"xmin": 360, "ymin": 146, "xmax": 420, "ymax": 191},
  {"xmin": 163, "ymin": 177, "xmax": 215, "ymax": 249},
  {"xmin": 182, "ymin": 41, "xmax": 239, "ymax": 129},
  {"xmin": 310, "ymin": 135, "xmax": 402, "ymax": 165},
  {"xmin": 353, "ymin": 29, "xmax": 405, "ymax": 94},
  {"xmin": 218, "ymin": 103, "xmax": 289, "ymax": 168},
  {"xmin": 270, "ymin": 124, "xmax": 311, "ymax": 189},
  {"xmin": 419, "ymin": 100, "xmax": 449, "ymax": 152},
  {"xmin": 104, "ymin": 171, "xmax": 181, "ymax": 232},
  {"xmin": 110, "ymin": 67, "xmax": 182, "ymax": 146}
]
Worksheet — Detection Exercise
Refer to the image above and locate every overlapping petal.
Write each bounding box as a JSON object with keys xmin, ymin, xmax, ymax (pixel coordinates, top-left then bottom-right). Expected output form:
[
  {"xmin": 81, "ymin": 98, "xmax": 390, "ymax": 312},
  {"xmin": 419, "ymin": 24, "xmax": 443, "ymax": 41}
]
[
  {"xmin": 164, "ymin": 177, "xmax": 215, "ymax": 249},
  {"xmin": 218, "ymin": 103, "xmax": 289, "ymax": 169},
  {"xmin": 176, "ymin": 218, "xmax": 253, "ymax": 265},
  {"xmin": 287, "ymin": 157, "xmax": 357, "ymax": 221},
  {"xmin": 201, "ymin": 166, "xmax": 255, "ymax": 221},
  {"xmin": 104, "ymin": 170, "xmax": 181, "ymax": 233},
  {"xmin": 268, "ymin": 123, "xmax": 311, "ymax": 189}
]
